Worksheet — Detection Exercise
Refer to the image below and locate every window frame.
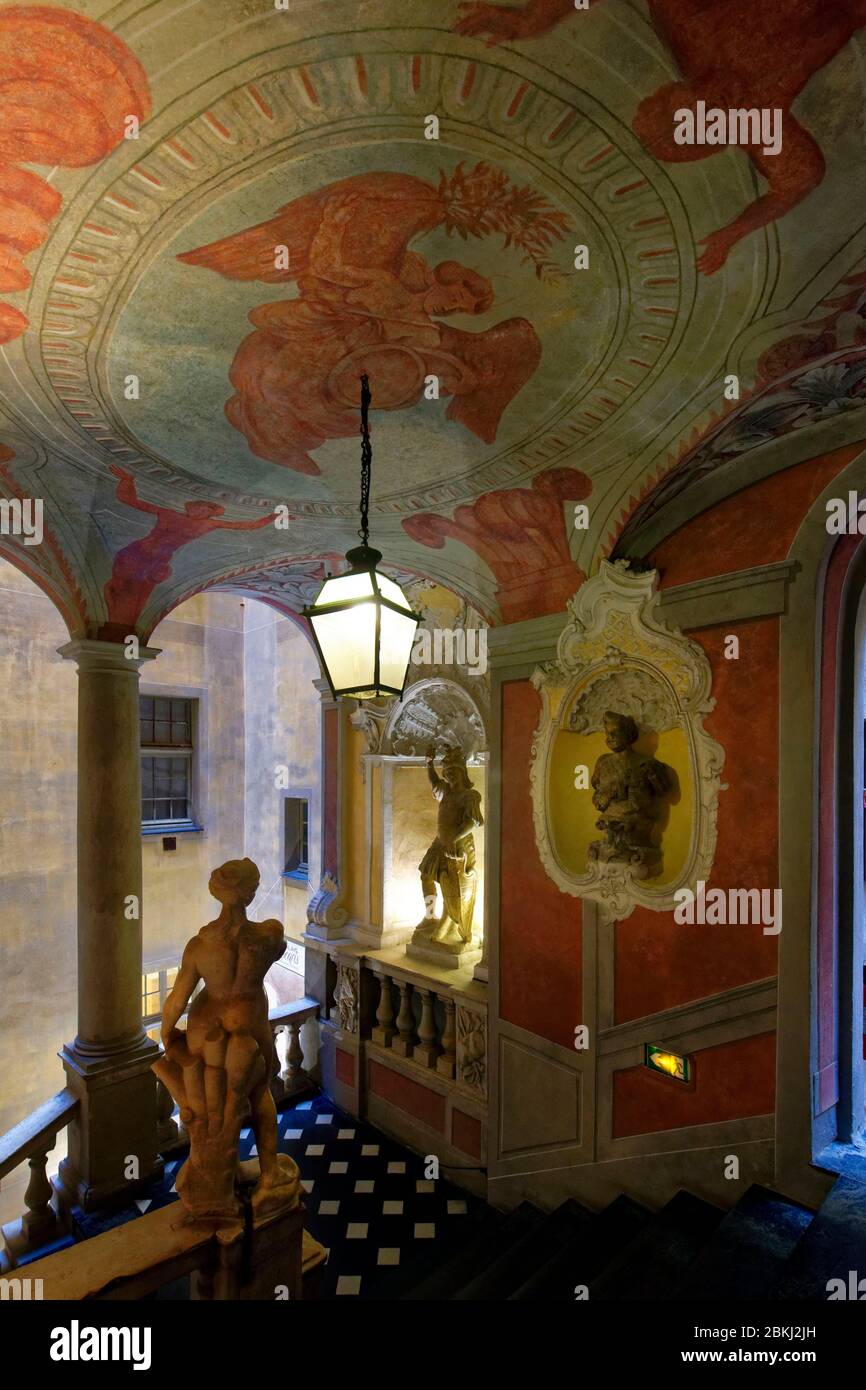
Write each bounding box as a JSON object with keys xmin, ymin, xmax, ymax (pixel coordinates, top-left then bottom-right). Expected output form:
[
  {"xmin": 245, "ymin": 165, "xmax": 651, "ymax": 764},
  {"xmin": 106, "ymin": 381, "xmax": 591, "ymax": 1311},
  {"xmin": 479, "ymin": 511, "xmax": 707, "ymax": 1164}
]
[
  {"xmin": 282, "ymin": 790, "xmax": 312, "ymax": 885},
  {"xmin": 141, "ymin": 962, "xmax": 182, "ymax": 1042},
  {"xmin": 139, "ymin": 691, "xmax": 202, "ymax": 834}
]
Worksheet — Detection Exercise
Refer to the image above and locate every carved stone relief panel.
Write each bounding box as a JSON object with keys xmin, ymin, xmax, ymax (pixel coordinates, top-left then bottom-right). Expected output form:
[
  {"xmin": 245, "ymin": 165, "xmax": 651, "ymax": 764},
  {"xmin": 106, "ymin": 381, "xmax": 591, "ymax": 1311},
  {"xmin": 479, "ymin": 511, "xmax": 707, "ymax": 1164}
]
[
  {"xmin": 383, "ymin": 677, "xmax": 487, "ymax": 757},
  {"xmin": 529, "ymin": 561, "xmax": 726, "ymax": 925},
  {"xmin": 334, "ymin": 961, "xmax": 359, "ymax": 1035},
  {"xmin": 456, "ymin": 1005, "xmax": 487, "ymax": 1095}
]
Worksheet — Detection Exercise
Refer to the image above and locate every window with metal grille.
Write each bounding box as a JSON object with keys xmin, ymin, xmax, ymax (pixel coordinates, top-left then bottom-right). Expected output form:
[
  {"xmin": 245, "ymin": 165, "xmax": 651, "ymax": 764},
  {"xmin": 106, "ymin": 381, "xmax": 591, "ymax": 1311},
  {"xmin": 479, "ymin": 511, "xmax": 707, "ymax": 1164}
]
[{"xmin": 140, "ymin": 695, "xmax": 195, "ymax": 826}]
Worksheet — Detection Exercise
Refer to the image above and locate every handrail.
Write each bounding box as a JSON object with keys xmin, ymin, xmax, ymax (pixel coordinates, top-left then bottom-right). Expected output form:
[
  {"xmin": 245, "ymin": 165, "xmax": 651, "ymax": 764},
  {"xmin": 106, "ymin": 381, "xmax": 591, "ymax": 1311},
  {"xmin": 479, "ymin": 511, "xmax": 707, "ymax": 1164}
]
[
  {"xmin": 0, "ymin": 1089, "xmax": 78, "ymax": 1182},
  {"xmin": 268, "ymin": 997, "xmax": 319, "ymax": 1026}
]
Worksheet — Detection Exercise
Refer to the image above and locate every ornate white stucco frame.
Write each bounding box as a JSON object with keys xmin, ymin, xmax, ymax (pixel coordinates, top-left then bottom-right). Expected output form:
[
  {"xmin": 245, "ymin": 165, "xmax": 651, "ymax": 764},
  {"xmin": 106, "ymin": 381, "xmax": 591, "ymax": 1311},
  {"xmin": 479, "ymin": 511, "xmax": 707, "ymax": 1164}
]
[{"xmin": 529, "ymin": 561, "xmax": 726, "ymax": 924}]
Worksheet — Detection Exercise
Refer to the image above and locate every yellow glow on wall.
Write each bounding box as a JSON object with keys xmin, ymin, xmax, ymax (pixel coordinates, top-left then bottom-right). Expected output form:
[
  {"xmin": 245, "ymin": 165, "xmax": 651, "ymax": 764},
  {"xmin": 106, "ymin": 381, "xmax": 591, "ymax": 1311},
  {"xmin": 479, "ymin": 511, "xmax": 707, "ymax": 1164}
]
[
  {"xmin": 385, "ymin": 762, "xmax": 486, "ymax": 933},
  {"xmin": 343, "ymin": 719, "xmax": 368, "ymax": 922},
  {"xmin": 548, "ymin": 722, "xmax": 693, "ymax": 887},
  {"xmin": 370, "ymin": 761, "xmax": 383, "ymax": 924}
]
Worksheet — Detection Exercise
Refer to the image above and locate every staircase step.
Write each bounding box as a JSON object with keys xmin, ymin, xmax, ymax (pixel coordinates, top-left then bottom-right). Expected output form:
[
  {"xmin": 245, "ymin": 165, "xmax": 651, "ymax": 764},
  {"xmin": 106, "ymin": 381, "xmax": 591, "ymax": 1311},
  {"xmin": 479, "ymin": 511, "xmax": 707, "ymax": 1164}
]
[
  {"xmin": 398, "ymin": 1202, "xmax": 541, "ymax": 1300},
  {"xmin": 589, "ymin": 1191, "xmax": 724, "ymax": 1301},
  {"xmin": 509, "ymin": 1194, "xmax": 651, "ymax": 1301},
  {"xmin": 454, "ymin": 1198, "xmax": 588, "ymax": 1300},
  {"xmin": 670, "ymin": 1185, "xmax": 813, "ymax": 1300},
  {"xmin": 773, "ymin": 1174, "xmax": 866, "ymax": 1300}
]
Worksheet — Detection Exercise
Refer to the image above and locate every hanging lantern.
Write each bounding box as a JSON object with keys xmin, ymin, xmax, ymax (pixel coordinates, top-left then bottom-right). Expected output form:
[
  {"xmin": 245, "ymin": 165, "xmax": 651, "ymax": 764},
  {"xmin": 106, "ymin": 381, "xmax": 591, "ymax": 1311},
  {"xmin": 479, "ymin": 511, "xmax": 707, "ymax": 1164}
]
[{"xmin": 303, "ymin": 375, "xmax": 421, "ymax": 700}]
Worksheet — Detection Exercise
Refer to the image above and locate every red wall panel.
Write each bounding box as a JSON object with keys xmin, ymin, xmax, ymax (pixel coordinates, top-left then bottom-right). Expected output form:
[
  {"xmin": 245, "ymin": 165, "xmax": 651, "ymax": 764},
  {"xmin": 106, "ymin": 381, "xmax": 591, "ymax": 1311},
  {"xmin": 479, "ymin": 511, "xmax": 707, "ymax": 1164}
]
[
  {"xmin": 368, "ymin": 1061, "xmax": 446, "ymax": 1133},
  {"xmin": 649, "ymin": 444, "xmax": 860, "ymax": 588},
  {"xmin": 335, "ymin": 1047, "xmax": 355, "ymax": 1086},
  {"xmin": 614, "ymin": 619, "xmax": 779, "ymax": 1023},
  {"xmin": 452, "ymin": 1109, "xmax": 483, "ymax": 1159},
  {"xmin": 500, "ymin": 679, "xmax": 582, "ymax": 1049},
  {"xmin": 612, "ymin": 1031, "xmax": 776, "ymax": 1137}
]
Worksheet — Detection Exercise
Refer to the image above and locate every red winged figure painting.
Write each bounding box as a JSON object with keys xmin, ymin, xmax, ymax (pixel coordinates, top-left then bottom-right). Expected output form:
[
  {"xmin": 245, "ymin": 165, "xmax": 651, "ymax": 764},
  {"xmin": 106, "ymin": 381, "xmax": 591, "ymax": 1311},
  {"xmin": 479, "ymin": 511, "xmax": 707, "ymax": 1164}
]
[
  {"xmin": 178, "ymin": 163, "xmax": 571, "ymax": 475},
  {"xmin": 455, "ymin": 0, "xmax": 866, "ymax": 274},
  {"xmin": 0, "ymin": 6, "xmax": 151, "ymax": 341}
]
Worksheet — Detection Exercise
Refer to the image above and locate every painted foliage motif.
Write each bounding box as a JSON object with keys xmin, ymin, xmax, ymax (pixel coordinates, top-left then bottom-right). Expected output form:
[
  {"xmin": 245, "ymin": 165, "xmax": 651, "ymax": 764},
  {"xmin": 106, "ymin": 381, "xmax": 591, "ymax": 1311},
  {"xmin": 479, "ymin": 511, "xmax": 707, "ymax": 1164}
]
[
  {"xmin": 178, "ymin": 164, "xmax": 571, "ymax": 475},
  {"xmin": 0, "ymin": 6, "xmax": 151, "ymax": 341}
]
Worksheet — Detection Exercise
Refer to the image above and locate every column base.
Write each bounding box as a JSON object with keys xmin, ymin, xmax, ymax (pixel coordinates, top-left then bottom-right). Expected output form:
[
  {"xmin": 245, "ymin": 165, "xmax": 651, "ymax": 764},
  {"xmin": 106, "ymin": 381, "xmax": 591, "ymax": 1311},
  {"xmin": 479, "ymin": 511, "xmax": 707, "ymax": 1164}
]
[
  {"xmin": 58, "ymin": 1033, "xmax": 164, "ymax": 1212},
  {"xmin": 303, "ymin": 924, "xmax": 351, "ymax": 945},
  {"xmin": 348, "ymin": 919, "xmax": 414, "ymax": 950}
]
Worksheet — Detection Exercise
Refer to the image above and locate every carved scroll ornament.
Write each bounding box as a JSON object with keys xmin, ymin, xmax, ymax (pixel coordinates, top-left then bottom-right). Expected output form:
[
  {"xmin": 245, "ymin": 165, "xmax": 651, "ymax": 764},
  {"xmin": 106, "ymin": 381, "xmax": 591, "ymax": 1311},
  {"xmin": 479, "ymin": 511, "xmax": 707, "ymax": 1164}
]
[{"xmin": 529, "ymin": 561, "xmax": 726, "ymax": 925}]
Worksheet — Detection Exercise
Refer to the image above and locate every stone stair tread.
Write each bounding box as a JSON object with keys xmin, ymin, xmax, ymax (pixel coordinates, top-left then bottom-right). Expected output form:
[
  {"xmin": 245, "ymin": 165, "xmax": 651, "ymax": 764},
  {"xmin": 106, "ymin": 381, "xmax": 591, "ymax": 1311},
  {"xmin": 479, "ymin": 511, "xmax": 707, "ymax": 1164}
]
[
  {"xmin": 669, "ymin": 1184, "xmax": 814, "ymax": 1300},
  {"xmin": 398, "ymin": 1201, "xmax": 541, "ymax": 1300},
  {"xmin": 773, "ymin": 1175, "xmax": 866, "ymax": 1300},
  {"xmin": 453, "ymin": 1198, "xmax": 589, "ymax": 1301},
  {"xmin": 589, "ymin": 1190, "xmax": 724, "ymax": 1301},
  {"xmin": 508, "ymin": 1194, "xmax": 651, "ymax": 1301}
]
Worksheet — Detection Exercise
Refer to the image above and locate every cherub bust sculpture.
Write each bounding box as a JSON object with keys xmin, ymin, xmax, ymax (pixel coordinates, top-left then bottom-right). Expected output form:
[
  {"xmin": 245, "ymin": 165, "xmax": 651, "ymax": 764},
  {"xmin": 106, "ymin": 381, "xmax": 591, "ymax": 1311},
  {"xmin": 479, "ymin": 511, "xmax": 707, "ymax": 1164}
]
[
  {"xmin": 589, "ymin": 711, "xmax": 674, "ymax": 879},
  {"xmin": 153, "ymin": 858, "xmax": 300, "ymax": 1223},
  {"xmin": 410, "ymin": 743, "xmax": 483, "ymax": 954}
]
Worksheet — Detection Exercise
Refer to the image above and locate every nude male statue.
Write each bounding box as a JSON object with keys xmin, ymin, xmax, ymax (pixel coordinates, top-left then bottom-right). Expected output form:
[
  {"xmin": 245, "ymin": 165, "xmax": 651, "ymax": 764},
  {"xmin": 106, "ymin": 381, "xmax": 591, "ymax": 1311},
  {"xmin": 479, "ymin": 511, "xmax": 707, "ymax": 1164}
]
[{"xmin": 155, "ymin": 858, "xmax": 296, "ymax": 1220}]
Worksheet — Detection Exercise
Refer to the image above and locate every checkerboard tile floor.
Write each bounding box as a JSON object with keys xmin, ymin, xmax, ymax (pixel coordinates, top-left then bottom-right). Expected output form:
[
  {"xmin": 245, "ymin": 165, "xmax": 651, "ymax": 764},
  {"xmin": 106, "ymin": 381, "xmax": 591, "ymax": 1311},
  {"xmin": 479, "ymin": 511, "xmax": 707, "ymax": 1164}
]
[
  {"xmin": 64, "ymin": 1091, "xmax": 486, "ymax": 1300},
  {"xmin": 271, "ymin": 1094, "xmax": 485, "ymax": 1298}
]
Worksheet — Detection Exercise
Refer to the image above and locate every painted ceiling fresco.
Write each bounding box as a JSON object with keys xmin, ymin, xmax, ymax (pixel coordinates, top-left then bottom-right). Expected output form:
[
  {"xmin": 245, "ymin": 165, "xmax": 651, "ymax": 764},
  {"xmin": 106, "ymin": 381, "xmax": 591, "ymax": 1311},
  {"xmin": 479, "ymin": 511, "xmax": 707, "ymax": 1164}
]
[{"xmin": 1, "ymin": 0, "xmax": 865, "ymax": 635}]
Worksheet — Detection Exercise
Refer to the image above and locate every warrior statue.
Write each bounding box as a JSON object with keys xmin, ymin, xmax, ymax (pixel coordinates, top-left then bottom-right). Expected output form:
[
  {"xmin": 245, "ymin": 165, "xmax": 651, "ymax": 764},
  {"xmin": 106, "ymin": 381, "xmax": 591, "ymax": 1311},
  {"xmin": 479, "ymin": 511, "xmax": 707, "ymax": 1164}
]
[
  {"xmin": 588, "ymin": 711, "xmax": 674, "ymax": 879},
  {"xmin": 153, "ymin": 858, "xmax": 300, "ymax": 1223},
  {"xmin": 411, "ymin": 744, "xmax": 484, "ymax": 952}
]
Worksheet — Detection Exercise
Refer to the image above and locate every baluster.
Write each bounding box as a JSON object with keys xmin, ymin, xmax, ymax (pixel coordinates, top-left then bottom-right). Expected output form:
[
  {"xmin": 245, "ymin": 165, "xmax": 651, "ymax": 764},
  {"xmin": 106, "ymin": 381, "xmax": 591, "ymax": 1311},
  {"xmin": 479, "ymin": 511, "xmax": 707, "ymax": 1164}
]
[
  {"xmin": 21, "ymin": 1148, "xmax": 58, "ymax": 1248},
  {"xmin": 414, "ymin": 989, "xmax": 439, "ymax": 1069},
  {"xmin": 0, "ymin": 1182, "xmax": 8, "ymax": 1274},
  {"xmin": 436, "ymin": 996, "xmax": 456, "ymax": 1080},
  {"xmin": 282, "ymin": 1019, "xmax": 307, "ymax": 1096},
  {"xmin": 371, "ymin": 972, "xmax": 396, "ymax": 1047},
  {"xmin": 391, "ymin": 981, "xmax": 416, "ymax": 1058},
  {"xmin": 269, "ymin": 1026, "xmax": 286, "ymax": 1104}
]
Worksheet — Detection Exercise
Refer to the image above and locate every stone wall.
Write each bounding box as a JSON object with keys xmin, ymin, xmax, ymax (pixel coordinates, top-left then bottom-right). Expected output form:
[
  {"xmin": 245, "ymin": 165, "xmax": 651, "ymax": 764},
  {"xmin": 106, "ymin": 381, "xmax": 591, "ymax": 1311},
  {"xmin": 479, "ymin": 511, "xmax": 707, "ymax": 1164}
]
[
  {"xmin": 142, "ymin": 592, "xmax": 246, "ymax": 967},
  {"xmin": 0, "ymin": 561, "xmax": 77, "ymax": 1140},
  {"xmin": 242, "ymin": 603, "xmax": 321, "ymax": 946}
]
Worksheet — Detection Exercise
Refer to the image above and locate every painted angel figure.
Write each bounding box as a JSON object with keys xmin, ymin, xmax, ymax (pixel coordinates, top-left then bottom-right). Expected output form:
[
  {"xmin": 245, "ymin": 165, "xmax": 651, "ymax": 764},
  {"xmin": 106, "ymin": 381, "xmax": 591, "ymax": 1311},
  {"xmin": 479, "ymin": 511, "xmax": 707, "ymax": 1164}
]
[{"xmin": 178, "ymin": 163, "xmax": 571, "ymax": 474}]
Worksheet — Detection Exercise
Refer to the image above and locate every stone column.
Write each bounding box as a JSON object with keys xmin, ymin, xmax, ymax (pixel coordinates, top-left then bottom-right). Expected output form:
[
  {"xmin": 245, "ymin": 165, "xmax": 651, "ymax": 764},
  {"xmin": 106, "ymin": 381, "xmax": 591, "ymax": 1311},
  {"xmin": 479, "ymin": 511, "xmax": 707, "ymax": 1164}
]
[{"xmin": 57, "ymin": 638, "xmax": 163, "ymax": 1210}]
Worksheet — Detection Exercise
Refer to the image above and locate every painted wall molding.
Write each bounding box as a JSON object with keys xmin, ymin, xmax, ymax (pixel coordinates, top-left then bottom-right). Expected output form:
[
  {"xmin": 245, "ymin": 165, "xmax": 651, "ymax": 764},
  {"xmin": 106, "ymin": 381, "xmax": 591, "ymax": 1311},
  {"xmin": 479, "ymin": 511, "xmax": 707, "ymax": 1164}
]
[{"xmin": 658, "ymin": 560, "xmax": 800, "ymax": 630}]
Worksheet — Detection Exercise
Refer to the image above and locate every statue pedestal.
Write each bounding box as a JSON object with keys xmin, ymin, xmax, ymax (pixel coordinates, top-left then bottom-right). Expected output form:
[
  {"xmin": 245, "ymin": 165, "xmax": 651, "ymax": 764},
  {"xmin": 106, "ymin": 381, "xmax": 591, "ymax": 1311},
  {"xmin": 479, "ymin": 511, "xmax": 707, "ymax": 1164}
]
[
  {"xmin": 19, "ymin": 1175, "xmax": 325, "ymax": 1300},
  {"xmin": 405, "ymin": 938, "xmax": 482, "ymax": 971}
]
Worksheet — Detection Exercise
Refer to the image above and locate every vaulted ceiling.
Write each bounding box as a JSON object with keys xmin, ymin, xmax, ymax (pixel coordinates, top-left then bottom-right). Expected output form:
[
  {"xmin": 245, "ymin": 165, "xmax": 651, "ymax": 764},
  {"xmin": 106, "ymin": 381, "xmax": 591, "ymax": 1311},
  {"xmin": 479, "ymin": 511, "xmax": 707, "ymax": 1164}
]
[{"xmin": 1, "ymin": 0, "xmax": 865, "ymax": 638}]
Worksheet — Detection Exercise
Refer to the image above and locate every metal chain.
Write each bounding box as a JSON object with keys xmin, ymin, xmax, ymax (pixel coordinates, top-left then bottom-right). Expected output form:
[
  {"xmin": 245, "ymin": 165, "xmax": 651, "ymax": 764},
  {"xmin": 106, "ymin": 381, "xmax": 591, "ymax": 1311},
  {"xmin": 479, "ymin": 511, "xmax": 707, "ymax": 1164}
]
[{"xmin": 359, "ymin": 373, "xmax": 372, "ymax": 547}]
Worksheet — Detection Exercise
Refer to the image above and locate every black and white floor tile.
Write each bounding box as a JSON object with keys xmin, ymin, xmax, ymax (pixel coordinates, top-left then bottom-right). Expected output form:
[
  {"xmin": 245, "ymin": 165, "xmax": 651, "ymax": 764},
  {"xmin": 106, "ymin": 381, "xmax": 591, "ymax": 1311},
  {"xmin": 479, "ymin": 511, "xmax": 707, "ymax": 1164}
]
[{"xmin": 60, "ymin": 1090, "xmax": 485, "ymax": 1299}]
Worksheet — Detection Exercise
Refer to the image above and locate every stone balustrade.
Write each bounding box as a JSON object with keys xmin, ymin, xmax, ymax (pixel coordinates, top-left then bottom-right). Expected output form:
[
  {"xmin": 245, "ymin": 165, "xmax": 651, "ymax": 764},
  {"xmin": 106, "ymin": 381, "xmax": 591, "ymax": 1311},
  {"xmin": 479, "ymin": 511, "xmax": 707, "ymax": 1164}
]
[
  {"xmin": 366, "ymin": 964, "xmax": 486, "ymax": 1097},
  {"xmin": 268, "ymin": 997, "xmax": 320, "ymax": 1104},
  {"xmin": 0, "ymin": 998, "xmax": 321, "ymax": 1270},
  {"xmin": 0, "ymin": 1089, "xmax": 78, "ymax": 1272}
]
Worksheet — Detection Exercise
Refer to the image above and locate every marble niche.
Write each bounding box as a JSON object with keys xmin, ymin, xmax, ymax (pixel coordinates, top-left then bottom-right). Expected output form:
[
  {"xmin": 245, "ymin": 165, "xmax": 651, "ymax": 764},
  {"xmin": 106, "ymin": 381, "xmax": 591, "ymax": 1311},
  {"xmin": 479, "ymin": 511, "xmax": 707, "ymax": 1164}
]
[
  {"xmin": 349, "ymin": 677, "xmax": 487, "ymax": 971},
  {"xmin": 529, "ymin": 561, "xmax": 726, "ymax": 926}
]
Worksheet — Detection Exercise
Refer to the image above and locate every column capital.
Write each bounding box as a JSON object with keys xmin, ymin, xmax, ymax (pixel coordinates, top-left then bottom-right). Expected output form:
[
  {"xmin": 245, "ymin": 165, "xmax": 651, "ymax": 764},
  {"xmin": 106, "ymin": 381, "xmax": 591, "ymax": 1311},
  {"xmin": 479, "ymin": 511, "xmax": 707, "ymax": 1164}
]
[{"xmin": 58, "ymin": 637, "xmax": 161, "ymax": 674}]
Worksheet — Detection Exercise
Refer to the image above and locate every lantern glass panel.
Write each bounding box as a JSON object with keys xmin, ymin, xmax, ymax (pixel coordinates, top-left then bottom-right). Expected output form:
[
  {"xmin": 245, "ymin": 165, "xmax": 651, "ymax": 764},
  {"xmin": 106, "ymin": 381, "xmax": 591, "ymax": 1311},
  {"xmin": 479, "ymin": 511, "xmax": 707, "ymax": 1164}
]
[
  {"xmin": 375, "ymin": 573, "xmax": 412, "ymax": 610},
  {"xmin": 316, "ymin": 571, "xmax": 375, "ymax": 607},
  {"xmin": 311, "ymin": 602, "xmax": 377, "ymax": 691},
  {"xmin": 378, "ymin": 603, "xmax": 419, "ymax": 690}
]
